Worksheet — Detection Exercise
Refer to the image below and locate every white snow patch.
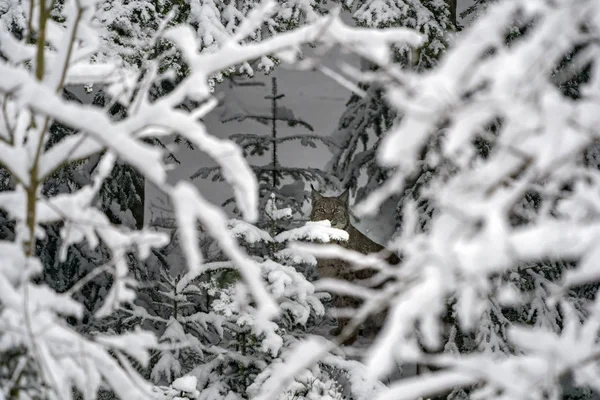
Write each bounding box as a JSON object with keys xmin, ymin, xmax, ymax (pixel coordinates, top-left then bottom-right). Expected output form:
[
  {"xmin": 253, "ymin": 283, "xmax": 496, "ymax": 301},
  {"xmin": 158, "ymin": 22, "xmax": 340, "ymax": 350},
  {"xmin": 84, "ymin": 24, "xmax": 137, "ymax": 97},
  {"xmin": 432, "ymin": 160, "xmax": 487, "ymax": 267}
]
[
  {"xmin": 274, "ymin": 220, "xmax": 349, "ymax": 243},
  {"xmin": 172, "ymin": 376, "xmax": 198, "ymax": 394}
]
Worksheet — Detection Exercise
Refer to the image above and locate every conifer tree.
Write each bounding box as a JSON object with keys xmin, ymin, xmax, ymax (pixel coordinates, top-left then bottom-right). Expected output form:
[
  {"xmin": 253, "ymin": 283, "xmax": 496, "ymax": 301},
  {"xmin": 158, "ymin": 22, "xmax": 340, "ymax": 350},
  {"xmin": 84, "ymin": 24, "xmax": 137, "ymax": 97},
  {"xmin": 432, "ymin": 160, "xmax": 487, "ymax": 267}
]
[
  {"xmin": 192, "ymin": 77, "xmax": 337, "ymax": 232},
  {"xmin": 327, "ymin": 0, "xmax": 455, "ymax": 207},
  {"xmin": 145, "ymin": 195, "xmax": 384, "ymax": 399}
]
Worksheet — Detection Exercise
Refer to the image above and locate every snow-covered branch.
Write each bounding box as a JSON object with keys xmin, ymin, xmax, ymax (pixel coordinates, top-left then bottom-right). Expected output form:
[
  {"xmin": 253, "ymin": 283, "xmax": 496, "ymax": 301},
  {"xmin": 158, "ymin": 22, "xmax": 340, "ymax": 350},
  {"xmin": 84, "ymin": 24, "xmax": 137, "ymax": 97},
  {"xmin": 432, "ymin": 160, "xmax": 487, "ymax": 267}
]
[{"xmin": 0, "ymin": 0, "xmax": 425, "ymax": 397}]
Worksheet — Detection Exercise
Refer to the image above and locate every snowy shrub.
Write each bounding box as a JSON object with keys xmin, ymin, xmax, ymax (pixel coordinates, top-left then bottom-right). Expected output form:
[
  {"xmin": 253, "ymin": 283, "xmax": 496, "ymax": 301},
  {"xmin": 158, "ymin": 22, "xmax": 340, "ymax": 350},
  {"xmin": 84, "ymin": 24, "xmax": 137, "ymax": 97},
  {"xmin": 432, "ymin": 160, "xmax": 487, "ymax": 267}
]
[
  {"xmin": 159, "ymin": 197, "xmax": 339, "ymax": 399},
  {"xmin": 0, "ymin": 0, "xmax": 421, "ymax": 397},
  {"xmin": 147, "ymin": 196, "xmax": 390, "ymax": 400}
]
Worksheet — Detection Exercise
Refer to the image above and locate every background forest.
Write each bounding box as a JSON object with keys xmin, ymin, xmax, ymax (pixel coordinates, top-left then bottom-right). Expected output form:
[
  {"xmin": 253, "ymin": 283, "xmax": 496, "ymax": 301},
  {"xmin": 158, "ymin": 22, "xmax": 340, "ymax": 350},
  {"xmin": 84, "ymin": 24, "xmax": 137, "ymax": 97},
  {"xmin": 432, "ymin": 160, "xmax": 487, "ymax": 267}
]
[{"xmin": 1, "ymin": 0, "xmax": 600, "ymax": 400}]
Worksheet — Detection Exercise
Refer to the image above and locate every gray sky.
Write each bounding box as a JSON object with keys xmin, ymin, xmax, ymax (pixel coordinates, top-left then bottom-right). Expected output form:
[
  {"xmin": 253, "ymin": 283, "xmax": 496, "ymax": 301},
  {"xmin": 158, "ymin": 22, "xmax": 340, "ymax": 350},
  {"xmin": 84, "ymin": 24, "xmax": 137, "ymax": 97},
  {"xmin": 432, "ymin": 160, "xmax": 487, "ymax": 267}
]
[{"xmin": 150, "ymin": 49, "xmax": 357, "ymax": 209}]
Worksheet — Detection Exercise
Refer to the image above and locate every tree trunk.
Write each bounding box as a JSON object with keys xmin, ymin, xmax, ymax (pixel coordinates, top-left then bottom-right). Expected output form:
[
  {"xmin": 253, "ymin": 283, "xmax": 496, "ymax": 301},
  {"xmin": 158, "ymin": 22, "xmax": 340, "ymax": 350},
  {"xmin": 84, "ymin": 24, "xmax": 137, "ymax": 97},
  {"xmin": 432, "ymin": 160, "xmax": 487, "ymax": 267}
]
[{"xmin": 447, "ymin": 0, "xmax": 457, "ymax": 29}]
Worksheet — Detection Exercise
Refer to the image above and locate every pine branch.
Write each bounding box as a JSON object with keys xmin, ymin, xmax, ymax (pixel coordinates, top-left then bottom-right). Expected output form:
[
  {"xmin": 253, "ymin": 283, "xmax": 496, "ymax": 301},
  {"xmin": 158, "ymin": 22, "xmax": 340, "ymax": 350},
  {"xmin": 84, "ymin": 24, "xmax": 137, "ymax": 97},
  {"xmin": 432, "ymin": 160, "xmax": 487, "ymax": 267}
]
[{"xmin": 222, "ymin": 113, "xmax": 315, "ymax": 131}]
